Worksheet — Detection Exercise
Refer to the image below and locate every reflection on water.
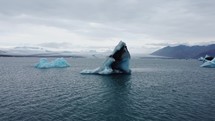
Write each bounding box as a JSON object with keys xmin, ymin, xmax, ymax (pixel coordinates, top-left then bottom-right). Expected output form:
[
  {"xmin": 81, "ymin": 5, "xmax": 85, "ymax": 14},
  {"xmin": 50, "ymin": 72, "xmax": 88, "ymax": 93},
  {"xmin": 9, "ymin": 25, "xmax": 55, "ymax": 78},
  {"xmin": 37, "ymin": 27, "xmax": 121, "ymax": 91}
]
[
  {"xmin": 100, "ymin": 75, "xmax": 131, "ymax": 88},
  {"xmin": 99, "ymin": 75, "xmax": 132, "ymax": 120}
]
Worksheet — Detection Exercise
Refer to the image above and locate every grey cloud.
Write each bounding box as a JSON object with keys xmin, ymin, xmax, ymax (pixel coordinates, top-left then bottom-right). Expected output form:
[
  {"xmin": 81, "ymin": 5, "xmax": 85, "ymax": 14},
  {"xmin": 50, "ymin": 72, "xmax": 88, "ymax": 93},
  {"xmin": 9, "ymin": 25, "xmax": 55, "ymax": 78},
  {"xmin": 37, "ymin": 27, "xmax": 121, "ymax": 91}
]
[
  {"xmin": 38, "ymin": 42, "xmax": 73, "ymax": 49},
  {"xmin": 147, "ymin": 40, "xmax": 215, "ymax": 47},
  {"xmin": 146, "ymin": 42, "xmax": 188, "ymax": 47},
  {"xmin": 0, "ymin": 0, "xmax": 215, "ymax": 53}
]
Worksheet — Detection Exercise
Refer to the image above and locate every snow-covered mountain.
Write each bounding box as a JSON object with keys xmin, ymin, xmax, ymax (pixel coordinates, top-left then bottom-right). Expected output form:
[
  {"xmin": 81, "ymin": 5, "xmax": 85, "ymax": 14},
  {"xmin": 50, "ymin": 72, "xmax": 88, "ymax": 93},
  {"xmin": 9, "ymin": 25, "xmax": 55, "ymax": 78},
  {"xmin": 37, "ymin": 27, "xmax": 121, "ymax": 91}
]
[
  {"xmin": 151, "ymin": 44, "xmax": 215, "ymax": 59},
  {"xmin": 0, "ymin": 46, "xmax": 83, "ymax": 58},
  {"xmin": 0, "ymin": 46, "xmax": 110, "ymax": 58}
]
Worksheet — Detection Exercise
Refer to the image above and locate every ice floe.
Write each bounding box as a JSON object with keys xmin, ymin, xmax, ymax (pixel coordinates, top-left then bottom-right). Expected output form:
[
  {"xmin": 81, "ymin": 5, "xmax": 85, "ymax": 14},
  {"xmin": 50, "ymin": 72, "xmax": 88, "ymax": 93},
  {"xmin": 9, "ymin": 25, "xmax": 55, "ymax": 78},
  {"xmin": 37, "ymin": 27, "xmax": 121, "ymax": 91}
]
[{"xmin": 35, "ymin": 58, "xmax": 70, "ymax": 69}]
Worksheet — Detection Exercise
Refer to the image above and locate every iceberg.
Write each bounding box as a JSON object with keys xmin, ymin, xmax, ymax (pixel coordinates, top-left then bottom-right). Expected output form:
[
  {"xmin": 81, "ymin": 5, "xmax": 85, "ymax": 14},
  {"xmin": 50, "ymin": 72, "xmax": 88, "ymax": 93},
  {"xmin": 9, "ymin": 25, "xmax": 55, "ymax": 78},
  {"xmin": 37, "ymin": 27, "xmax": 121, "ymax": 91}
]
[
  {"xmin": 199, "ymin": 55, "xmax": 214, "ymax": 62},
  {"xmin": 81, "ymin": 41, "xmax": 131, "ymax": 75},
  {"xmin": 35, "ymin": 58, "xmax": 70, "ymax": 69},
  {"xmin": 200, "ymin": 58, "xmax": 215, "ymax": 68}
]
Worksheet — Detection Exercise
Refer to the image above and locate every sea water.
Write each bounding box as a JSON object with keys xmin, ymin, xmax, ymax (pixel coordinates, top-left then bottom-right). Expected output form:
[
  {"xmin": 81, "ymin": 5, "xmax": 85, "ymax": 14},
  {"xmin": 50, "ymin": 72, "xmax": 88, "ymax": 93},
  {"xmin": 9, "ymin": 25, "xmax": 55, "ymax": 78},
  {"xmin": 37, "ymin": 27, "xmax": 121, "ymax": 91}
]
[{"xmin": 0, "ymin": 57, "xmax": 215, "ymax": 121}]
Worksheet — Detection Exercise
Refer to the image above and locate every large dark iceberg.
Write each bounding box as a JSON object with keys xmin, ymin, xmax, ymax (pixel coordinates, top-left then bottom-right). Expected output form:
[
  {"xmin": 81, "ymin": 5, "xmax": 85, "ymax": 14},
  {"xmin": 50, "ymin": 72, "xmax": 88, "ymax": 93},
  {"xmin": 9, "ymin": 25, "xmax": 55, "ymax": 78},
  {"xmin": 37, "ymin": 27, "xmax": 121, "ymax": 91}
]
[{"xmin": 81, "ymin": 41, "xmax": 131, "ymax": 75}]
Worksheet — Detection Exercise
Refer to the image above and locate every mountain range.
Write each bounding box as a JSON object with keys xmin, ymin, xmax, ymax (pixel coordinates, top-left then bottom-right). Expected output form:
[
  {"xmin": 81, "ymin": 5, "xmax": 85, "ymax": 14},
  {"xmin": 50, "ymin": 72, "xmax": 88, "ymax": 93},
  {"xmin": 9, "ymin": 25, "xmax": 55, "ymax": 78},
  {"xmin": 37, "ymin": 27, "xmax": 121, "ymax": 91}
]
[
  {"xmin": 0, "ymin": 46, "xmax": 84, "ymax": 58},
  {"xmin": 0, "ymin": 46, "xmax": 114, "ymax": 58},
  {"xmin": 151, "ymin": 44, "xmax": 215, "ymax": 59}
]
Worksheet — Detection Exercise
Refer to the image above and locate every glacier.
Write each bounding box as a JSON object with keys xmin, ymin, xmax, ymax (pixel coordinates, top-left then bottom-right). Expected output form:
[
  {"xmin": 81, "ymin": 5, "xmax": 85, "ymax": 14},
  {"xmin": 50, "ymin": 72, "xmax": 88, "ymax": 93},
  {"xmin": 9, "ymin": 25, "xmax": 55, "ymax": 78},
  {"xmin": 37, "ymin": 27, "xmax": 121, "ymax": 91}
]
[
  {"xmin": 81, "ymin": 41, "xmax": 131, "ymax": 75},
  {"xmin": 35, "ymin": 58, "xmax": 71, "ymax": 69},
  {"xmin": 200, "ymin": 58, "xmax": 215, "ymax": 68}
]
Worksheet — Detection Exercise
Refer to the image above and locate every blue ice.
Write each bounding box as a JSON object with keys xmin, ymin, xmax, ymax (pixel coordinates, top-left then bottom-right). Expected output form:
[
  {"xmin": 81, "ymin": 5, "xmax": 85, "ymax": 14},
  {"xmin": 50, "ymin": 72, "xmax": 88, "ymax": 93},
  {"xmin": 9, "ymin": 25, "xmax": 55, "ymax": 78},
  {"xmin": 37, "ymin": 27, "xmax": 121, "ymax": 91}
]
[
  {"xmin": 35, "ymin": 58, "xmax": 70, "ymax": 69},
  {"xmin": 201, "ymin": 58, "xmax": 215, "ymax": 68}
]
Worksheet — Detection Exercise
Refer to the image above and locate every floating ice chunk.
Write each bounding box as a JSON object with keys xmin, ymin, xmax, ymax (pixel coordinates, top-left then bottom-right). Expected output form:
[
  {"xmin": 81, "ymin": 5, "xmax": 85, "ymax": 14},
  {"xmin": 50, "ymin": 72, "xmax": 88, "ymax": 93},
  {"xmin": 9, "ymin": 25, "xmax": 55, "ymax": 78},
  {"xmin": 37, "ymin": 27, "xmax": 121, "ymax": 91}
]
[
  {"xmin": 198, "ymin": 57, "xmax": 205, "ymax": 61},
  {"xmin": 199, "ymin": 55, "xmax": 214, "ymax": 62},
  {"xmin": 35, "ymin": 58, "xmax": 70, "ymax": 69},
  {"xmin": 201, "ymin": 58, "xmax": 215, "ymax": 68},
  {"xmin": 81, "ymin": 41, "xmax": 131, "ymax": 75}
]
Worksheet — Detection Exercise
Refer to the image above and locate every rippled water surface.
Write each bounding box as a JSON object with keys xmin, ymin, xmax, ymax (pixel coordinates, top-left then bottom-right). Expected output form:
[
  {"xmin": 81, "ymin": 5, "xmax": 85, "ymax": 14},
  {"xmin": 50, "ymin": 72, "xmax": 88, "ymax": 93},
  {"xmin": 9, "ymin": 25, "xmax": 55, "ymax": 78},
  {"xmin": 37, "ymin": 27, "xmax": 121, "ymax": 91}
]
[{"xmin": 0, "ymin": 57, "xmax": 215, "ymax": 121}]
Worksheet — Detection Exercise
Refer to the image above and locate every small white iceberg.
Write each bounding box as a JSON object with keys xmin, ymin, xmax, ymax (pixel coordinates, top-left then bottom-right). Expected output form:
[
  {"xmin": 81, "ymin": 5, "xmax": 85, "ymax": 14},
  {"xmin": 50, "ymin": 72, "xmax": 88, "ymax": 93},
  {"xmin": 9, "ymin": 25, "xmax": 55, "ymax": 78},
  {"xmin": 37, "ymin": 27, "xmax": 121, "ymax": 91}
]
[
  {"xmin": 35, "ymin": 58, "xmax": 70, "ymax": 69},
  {"xmin": 200, "ymin": 58, "xmax": 215, "ymax": 68},
  {"xmin": 198, "ymin": 55, "xmax": 214, "ymax": 62}
]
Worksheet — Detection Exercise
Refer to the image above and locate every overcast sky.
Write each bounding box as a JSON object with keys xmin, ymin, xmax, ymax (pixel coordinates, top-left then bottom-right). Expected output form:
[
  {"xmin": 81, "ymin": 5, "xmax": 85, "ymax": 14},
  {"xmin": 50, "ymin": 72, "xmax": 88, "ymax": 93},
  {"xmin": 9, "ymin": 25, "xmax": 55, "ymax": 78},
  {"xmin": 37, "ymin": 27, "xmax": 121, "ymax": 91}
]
[{"xmin": 0, "ymin": 0, "xmax": 215, "ymax": 53}]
